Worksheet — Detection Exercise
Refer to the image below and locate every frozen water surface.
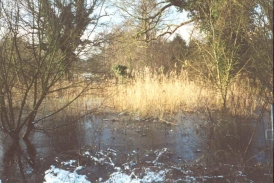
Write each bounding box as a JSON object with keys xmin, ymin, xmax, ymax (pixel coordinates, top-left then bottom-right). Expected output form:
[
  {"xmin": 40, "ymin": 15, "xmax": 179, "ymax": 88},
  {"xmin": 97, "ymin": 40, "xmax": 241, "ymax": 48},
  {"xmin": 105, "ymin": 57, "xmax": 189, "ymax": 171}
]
[{"xmin": 0, "ymin": 112, "xmax": 273, "ymax": 182}]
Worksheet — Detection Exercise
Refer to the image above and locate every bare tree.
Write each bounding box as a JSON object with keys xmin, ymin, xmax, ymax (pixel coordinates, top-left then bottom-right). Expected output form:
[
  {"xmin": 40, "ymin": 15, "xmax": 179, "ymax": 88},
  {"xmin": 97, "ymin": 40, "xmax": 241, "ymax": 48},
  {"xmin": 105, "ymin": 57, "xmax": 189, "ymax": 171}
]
[
  {"xmin": 182, "ymin": 0, "xmax": 272, "ymax": 109},
  {"xmin": 115, "ymin": 0, "xmax": 195, "ymax": 42},
  {"xmin": 0, "ymin": 0, "xmax": 107, "ymax": 140}
]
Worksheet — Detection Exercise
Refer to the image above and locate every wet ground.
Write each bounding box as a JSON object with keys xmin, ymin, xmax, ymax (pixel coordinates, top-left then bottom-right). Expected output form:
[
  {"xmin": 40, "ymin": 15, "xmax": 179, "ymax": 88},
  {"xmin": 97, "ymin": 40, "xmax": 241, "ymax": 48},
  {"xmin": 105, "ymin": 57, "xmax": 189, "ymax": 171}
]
[{"xmin": 0, "ymin": 111, "xmax": 273, "ymax": 182}]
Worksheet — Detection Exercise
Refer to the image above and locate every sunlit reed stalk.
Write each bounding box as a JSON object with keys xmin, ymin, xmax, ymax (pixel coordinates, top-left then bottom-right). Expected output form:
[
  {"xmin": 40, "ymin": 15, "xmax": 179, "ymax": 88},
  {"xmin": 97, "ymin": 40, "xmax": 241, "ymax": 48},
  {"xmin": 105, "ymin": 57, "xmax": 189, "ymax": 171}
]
[
  {"xmin": 107, "ymin": 67, "xmax": 269, "ymax": 118},
  {"xmin": 30, "ymin": 69, "xmax": 270, "ymax": 123}
]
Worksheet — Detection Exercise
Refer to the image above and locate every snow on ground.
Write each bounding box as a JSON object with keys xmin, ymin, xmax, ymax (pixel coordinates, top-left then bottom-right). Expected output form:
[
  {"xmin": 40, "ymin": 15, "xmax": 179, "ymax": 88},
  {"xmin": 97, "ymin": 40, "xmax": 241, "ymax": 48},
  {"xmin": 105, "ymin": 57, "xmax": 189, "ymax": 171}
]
[
  {"xmin": 43, "ymin": 148, "xmax": 173, "ymax": 183},
  {"xmin": 44, "ymin": 164, "xmax": 255, "ymax": 183},
  {"xmin": 83, "ymin": 149, "xmax": 115, "ymax": 167},
  {"xmin": 44, "ymin": 165, "xmax": 90, "ymax": 183},
  {"xmin": 44, "ymin": 165, "xmax": 170, "ymax": 183},
  {"xmin": 43, "ymin": 148, "xmax": 257, "ymax": 183}
]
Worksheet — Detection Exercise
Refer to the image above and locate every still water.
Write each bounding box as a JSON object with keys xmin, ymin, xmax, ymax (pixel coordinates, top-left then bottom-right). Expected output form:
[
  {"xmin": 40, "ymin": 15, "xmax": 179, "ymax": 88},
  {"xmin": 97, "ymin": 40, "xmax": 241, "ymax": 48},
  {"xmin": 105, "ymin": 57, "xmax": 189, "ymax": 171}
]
[{"xmin": 0, "ymin": 112, "xmax": 273, "ymax": 182}]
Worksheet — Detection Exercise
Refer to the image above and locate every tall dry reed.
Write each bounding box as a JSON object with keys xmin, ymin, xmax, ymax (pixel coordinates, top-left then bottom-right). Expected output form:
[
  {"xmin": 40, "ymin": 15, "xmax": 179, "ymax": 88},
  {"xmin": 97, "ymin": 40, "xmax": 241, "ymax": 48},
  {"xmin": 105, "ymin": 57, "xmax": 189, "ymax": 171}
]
[
  {"xmin": 37, "ymin": 81, "xmax": 105, "ymax": 125},
  {"xmin": 107, "ymin": 67, "xmax": 268, "ymax": 118}
]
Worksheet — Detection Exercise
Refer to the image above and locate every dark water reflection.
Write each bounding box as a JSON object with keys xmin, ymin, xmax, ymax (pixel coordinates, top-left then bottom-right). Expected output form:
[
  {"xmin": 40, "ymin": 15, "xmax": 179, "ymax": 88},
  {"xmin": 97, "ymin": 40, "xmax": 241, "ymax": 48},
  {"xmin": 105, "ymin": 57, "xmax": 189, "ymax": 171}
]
[{"xmin": 0, "ymin": 112, "xmax": 273, "ymax": 182}]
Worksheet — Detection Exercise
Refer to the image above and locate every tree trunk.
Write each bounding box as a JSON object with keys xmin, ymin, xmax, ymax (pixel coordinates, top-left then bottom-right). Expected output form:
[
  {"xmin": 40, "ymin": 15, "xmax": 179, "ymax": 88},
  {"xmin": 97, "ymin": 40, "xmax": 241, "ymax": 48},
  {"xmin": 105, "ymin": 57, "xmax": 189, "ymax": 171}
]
[
  {"xmin": 9, "ymin": 129, "xmax": 20, "ymax": 141},
  {"xmin": 22, "ymin": 121, "xmax": 34, "ymax": 140}
]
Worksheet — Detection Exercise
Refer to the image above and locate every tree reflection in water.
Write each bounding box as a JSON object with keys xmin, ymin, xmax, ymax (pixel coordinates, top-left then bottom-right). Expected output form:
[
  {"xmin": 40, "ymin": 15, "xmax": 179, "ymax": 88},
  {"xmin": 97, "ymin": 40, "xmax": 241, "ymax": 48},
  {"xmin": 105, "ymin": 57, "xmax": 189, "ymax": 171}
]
[{"xmin": 1, "ymin": 139, "xmax": 41, "ymax": 183}]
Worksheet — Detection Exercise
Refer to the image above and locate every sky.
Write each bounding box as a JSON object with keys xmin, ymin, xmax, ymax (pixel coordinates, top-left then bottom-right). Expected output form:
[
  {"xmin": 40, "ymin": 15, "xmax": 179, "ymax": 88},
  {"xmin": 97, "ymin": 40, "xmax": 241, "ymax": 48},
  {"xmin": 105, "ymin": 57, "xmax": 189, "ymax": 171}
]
[
  {"xmin": 97, "ymin": 1, "xmax": 195, "ymax": 42},
  {"xmin": 165, "ymin": 7, "xmax": 195, "ymax": 42},
  {"xmin": 79, "ymin": 1, "xmax": 195, "ymax": 59},
  {"xmin": 0, "ymin": 0, "xmax": 195, "ymax": 59}
]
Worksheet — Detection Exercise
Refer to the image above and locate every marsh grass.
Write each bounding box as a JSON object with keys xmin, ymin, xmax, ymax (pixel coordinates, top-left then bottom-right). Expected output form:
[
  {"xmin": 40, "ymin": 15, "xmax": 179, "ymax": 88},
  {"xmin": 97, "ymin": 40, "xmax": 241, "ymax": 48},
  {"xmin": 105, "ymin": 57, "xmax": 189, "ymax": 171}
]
[
  {"xmin": 107, "ymin": 67, "xmax": 270, "ymax": 118},
  {"xmin": 22, "ymin": 68, "xmax": 271, "ymax": 126},
  {"xmin": 33, "ymin": 81, "xmax": 107, "ymax": 129}
]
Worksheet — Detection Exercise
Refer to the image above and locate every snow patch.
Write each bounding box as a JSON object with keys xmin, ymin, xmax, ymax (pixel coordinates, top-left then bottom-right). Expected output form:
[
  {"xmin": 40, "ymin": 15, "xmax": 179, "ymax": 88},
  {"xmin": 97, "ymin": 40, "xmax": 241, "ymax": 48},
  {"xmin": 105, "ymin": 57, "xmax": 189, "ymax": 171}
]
[
  {"xmin": 44, "ymin": 165, "xmax": 90, "ymax": 183},
  {"xmin": 61, "ymin": 160, "xmax": 77, "ymax": 167},
  {"xmin": 103, "ymin": 168, "xmax": 167, "ymax": 183},
  {"xmin": 44, "ymin": 165, "xmax": 169, "ymax": 183}
]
